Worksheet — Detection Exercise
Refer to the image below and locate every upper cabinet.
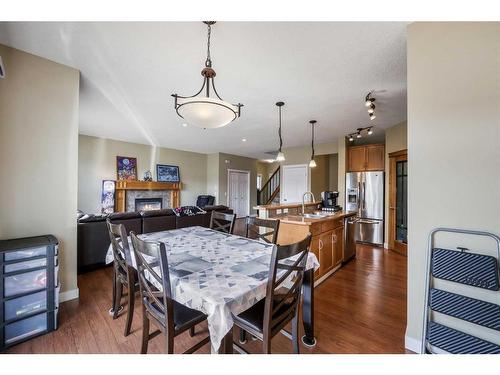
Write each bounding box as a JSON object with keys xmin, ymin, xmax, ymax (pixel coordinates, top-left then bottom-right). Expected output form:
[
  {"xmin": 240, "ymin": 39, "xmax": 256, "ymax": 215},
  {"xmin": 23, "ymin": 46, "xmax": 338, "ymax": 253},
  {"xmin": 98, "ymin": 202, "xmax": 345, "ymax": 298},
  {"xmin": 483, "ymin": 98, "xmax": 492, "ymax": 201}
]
[{"xmin": 347, "ymin": 144, "xmax": 385, "ymax": 172}]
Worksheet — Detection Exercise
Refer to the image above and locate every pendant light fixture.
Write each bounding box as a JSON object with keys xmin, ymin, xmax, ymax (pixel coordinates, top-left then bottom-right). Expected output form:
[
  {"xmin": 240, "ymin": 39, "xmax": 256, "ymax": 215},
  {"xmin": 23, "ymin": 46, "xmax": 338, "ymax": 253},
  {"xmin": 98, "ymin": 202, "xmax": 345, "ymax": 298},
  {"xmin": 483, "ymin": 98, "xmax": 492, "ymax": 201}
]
[
  {"xmin": 308, "ymin": 120, "xmax": 317, "ymax": 168},
  {"xmin": 275, "ymin": 101, "xmax": 285, "ymax": 162},
  {"xmin": 172, "ymin": 21, "xmax": 243, "ymax": 129}
]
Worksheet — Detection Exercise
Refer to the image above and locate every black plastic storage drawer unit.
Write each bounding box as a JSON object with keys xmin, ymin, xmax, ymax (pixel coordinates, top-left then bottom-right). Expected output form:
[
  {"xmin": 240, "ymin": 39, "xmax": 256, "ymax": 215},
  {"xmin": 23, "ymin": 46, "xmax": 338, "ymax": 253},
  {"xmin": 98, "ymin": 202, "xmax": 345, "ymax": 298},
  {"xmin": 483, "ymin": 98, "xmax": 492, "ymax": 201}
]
[{"xmin": 0, "ymin": 235, "xmax": 59, "ymax": 351}]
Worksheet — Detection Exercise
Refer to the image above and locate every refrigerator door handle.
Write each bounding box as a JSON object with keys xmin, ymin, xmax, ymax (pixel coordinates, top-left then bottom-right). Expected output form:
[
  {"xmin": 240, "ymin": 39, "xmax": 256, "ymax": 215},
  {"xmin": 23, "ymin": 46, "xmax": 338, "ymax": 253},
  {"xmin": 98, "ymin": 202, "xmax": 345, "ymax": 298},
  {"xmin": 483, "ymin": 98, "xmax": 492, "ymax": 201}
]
[{"xmin": 362, "ymin": 181, "xmax": 366, "ymax": 210}]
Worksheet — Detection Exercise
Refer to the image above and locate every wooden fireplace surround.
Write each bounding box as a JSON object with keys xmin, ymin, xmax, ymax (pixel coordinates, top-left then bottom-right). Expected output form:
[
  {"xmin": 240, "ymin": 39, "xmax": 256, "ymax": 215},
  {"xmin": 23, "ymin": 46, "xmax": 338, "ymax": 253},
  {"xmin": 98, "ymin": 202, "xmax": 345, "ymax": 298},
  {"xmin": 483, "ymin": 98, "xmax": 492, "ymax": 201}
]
[{"xmin": 115, "ymin": 180, "xmax": 181, "ymax": 213}]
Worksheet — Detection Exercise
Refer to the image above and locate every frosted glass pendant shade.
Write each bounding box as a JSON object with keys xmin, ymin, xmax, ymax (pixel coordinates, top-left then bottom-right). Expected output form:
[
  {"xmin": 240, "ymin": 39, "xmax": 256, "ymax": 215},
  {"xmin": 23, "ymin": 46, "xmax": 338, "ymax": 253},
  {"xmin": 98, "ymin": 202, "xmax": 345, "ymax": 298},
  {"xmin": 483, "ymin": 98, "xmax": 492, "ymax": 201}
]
[
  {"xmin": 176, "ymin": 97, "xmax": 240, "ymax": 129},
  {"xmin": 309, "ymin": 159, "xmax": 317, "ymax": 168},
  {"xmin": 276, "ymin": 152, "xmax": 285, "ymax": 162}
]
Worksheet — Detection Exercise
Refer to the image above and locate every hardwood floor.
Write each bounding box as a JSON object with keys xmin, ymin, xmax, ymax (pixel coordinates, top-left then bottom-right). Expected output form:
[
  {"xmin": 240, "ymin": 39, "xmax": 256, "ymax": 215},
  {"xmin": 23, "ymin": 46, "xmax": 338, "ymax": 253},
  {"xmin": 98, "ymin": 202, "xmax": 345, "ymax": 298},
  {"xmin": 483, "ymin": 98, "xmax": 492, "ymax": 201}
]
[{"xmin": 5, "ymin": 244, "xmax": 408, "ymax": 354}]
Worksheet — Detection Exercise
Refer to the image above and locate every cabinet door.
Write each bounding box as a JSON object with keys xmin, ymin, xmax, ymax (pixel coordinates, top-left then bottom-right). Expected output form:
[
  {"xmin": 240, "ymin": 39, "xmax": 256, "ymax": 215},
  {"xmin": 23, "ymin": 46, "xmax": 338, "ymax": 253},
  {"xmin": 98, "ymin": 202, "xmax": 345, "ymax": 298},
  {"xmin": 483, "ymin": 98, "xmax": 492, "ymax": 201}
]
[
  {"xmin": 332, "ymin": 226, "xmax": 344, "ymax": 266},
  {"xmin": 347, "ymin": 146, "xmax": 367, "ymax": 172},
  {"xmin": 366, "ymin": 145, "xmax": 385, "ymax": 171},
  {"xmin": 310, "ymin": 235, "xmax": 321, "ymax": 279},
  {"xmin": 319, "ymin": 231, "xmax": 334, "ymax": 275}
]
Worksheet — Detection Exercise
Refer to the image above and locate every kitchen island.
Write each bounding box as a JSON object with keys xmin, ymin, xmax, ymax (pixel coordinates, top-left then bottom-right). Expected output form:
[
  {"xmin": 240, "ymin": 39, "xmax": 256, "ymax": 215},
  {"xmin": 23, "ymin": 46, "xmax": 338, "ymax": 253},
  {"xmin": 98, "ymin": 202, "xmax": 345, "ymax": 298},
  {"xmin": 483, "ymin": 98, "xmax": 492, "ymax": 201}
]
[{"xmin": 278, "ymin": 211, "xmax": 356, "ymax": 285}]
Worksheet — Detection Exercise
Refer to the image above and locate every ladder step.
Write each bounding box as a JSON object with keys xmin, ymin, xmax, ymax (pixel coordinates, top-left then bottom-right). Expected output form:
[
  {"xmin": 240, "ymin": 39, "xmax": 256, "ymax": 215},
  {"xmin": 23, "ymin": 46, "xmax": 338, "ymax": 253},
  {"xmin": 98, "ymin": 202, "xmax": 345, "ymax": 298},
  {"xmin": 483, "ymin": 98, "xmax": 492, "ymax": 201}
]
[
  {"xmin": 428, "ymin": 322, "xmax": 500, "ymax": 354},
  {"xmin": 430, "ymin": 289, "xmax": 500, "ymax": 330},
  {"xmin": 432, "ymin": 248, "xmax": 499, "ymax": 290}
]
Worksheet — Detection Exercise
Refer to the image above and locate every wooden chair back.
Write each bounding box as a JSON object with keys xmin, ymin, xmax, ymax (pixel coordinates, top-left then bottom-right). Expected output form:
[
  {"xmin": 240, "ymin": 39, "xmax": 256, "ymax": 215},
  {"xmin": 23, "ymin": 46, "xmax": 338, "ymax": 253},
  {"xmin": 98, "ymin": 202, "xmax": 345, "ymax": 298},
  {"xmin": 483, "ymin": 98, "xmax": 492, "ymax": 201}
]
[
  {"xmin": 106, "ymin": 219, "xmax": 132, "ymax": 274},
  {"xmin": 245, "ymin": 216, "xmax": 280, "ymax": 244},
  {"xmin": 263, "ymin": 234, "xmax": 312, "ymax": 338},
  {"xmin": 210, "ymin": 211, "xmax": 237, "ymax": 234},
  {"xmin": 130, "ymin": 232, "xmax": 174, "ymax": 333}
]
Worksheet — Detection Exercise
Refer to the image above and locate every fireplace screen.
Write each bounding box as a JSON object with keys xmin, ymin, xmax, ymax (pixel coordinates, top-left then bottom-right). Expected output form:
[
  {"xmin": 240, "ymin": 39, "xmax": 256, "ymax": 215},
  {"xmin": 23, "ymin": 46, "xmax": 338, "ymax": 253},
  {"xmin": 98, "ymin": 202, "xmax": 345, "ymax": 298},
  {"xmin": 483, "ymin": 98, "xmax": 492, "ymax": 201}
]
[{"xmin": 135, "ymin": 198, "xmax": 162, "ymax": 212}]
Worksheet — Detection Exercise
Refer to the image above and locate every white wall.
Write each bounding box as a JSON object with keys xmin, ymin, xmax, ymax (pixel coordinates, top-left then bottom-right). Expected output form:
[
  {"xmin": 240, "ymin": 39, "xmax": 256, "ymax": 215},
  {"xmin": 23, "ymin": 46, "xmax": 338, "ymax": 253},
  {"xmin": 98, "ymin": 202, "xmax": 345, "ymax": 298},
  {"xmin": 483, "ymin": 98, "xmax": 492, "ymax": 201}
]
[
  {"xmin": 0, "ymin": 44, "xmax": 80, "ymax": 297},
  {"xmin": 407, "ymin": 22, "xmax": 500, "ymax": 351}
]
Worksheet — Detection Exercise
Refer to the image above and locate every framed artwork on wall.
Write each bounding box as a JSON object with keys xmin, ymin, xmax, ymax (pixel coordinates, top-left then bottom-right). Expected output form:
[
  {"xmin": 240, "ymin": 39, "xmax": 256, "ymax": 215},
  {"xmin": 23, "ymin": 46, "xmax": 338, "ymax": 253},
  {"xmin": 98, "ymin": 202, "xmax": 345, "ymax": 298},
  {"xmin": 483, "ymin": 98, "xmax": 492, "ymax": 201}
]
[
  {"xmin": 101, "ymin": 180, "xmax": 116, "ymax": 214},
  {"xmin": 116, "ymin": 156, "xmax": 137, "ymax": 181},
  {"xmin": 156, "ymin": 164, "xmax": 180, "ymax": 182}
]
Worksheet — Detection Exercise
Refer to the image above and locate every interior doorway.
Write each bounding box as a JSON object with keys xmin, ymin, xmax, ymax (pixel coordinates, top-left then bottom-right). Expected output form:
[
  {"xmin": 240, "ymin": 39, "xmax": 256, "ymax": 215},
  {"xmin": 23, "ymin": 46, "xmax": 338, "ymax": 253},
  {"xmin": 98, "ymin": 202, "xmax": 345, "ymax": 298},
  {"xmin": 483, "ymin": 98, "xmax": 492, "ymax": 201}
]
[
  {"xmin": 227, "ymin": 169, "xmax": 250, "ymax": 217},
  {"xmin": 388, "ymin": 150, "xmax": 408, "ymax": 256},
  {"xmin": 281, "ymin": 164, "xmax": 308, "ymax": 204}
]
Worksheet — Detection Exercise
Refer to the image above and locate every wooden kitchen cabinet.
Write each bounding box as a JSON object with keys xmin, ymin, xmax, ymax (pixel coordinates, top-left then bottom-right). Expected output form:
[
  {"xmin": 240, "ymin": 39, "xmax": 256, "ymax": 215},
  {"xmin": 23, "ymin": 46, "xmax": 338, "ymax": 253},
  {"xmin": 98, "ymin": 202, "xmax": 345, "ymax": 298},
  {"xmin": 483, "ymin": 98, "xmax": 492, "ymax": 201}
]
[
  {"xmin": 332, "ymin": 226, "xmax": 344, "ymax": 266},
  {"xmin": 347, "ymin": 144, "xmax": 385, "ymax": 172},
  {"xmin": 319, "ymin": 231, "xmax": 334, "ymax": 275}
]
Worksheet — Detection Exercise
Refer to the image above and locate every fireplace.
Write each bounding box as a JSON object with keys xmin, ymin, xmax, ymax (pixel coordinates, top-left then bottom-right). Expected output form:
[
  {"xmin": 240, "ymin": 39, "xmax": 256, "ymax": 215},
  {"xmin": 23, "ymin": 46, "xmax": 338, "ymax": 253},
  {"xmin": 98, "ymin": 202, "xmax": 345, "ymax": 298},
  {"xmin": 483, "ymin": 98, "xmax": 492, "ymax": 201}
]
[{"xmin": 135, "ymin": 198, "xmax": 162, "ymax": 212}]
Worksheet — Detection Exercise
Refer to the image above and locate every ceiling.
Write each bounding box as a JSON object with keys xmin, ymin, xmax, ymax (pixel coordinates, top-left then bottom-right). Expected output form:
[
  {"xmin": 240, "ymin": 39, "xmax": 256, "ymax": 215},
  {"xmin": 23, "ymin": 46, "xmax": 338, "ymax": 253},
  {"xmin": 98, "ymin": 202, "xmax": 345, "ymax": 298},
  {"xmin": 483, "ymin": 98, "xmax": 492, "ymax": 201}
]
[{"xmin": 0, "ymin": 22, "xmax": 407, "ymax": 159}]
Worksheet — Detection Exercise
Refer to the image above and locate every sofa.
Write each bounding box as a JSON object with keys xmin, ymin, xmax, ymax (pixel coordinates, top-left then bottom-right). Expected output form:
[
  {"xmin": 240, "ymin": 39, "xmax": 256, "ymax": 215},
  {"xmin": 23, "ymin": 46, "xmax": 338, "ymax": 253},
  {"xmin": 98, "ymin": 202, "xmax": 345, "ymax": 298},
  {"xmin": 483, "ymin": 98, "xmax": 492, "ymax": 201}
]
[{"xmin": 77, "ymin": 205, "xmax": 233, "ymax": 273}]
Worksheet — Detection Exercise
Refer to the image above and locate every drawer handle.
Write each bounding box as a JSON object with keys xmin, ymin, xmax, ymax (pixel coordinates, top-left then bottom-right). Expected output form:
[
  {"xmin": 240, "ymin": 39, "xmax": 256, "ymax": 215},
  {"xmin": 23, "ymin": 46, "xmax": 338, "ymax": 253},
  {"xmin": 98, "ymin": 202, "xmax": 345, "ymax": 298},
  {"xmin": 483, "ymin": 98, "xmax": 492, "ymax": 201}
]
[{"xmin": 319, "ymin": 239, "xmax": 323, "ymax": 250}]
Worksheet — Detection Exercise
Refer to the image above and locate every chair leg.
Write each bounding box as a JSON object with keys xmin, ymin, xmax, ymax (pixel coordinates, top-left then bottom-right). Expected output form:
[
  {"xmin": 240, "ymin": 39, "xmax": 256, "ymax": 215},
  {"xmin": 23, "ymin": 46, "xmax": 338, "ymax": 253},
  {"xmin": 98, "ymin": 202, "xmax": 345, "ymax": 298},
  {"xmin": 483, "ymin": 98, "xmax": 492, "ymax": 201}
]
[
  {"xmin": 292, "ymin": 313, "xmax": 300, "ymax": 354},
  {"xmin": 124, "ymin": 280, "xmax": 135, "ymax": 336},
  {"xmin": 239, "ymin": 328, "xmax": 247, "ymax": 344},
  {"xmin": 113, "ymin": 281, "xmax": 123, "ymax": 319},
  {"xmin": 111, "ymin": 268, "xmax": 117, "ymax": 314},
  {"xmin": 165, "ymin": 331, "xmax": 174, "ymax": 354},
  {"xmin": 189, "ymin": 326, "xmax": 195, "ymax": 337},
  {"xmin": 263, "ymin": 336, "xmax": 272, "ymax": 354},
  {"xmin": 141, "ymin": 307, "xmax": 149, "ymax": 354}
]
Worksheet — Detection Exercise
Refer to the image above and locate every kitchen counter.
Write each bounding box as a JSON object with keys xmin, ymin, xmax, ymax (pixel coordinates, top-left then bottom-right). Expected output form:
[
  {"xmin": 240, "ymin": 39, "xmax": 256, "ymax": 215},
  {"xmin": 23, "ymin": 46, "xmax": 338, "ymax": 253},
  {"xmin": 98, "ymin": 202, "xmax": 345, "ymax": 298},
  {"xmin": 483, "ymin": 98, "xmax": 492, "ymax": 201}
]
[
  {"xmin": 277, "ymin": 211, "xmax": 356, "ymax": 226},
  {"xmin": 254, "ymin": 201, "xmax": 321, "ymax": 219},
  {"xmin": 276, "ymin": 210, "xmax": 357, "ymax": 286}
]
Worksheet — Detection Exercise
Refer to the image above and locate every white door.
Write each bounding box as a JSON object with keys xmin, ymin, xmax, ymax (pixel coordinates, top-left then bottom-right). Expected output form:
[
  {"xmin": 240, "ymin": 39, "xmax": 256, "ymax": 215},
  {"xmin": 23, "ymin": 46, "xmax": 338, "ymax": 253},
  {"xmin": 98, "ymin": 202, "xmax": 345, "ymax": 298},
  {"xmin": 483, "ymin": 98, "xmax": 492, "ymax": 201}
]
[
  {"xmin": 228, "ymin": 170, "xmax": 250, "ymax": 217},
  {"xmin": 281, "ymin": 164, "xmax": 308, "ymax": 204}
]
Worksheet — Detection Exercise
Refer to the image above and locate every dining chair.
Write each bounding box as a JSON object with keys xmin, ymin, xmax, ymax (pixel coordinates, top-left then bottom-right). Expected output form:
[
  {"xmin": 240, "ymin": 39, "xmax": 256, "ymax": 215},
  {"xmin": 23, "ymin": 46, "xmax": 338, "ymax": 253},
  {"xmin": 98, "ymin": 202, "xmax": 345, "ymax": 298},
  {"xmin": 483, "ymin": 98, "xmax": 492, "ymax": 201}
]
[
  {"xmin": 210, "ymin": 211, "xmax": 237, "ymax": 234},
  {"xmin": 106, "ymin": 219, "xmax": 137, "ymax": 336},
  {"xmin": 232, "ymin": 234, "xmax": 312, "ymax": 354},
  {"xmin": 245, "ymin": 216, "xmax": 280, "ymax": 244},
  {"xmin": 130, "ymin": 232, "xmax": 210, "ymax": 354}
]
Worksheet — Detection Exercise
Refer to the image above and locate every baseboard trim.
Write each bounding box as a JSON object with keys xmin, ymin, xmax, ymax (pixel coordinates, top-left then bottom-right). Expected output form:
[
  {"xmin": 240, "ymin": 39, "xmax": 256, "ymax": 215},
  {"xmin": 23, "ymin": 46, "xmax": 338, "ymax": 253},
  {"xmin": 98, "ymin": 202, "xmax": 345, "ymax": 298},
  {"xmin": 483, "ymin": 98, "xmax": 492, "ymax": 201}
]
[
  {"xmin": 59, "ymin": 288, "xmax": 79, "ymax": 303},
  {"xmin": 314, "ymin": 263, "xmax": 342, "ymax": 287},
  {"xmin": 405, "ymin": 334, "xmax": 421, "ymax": 353}
]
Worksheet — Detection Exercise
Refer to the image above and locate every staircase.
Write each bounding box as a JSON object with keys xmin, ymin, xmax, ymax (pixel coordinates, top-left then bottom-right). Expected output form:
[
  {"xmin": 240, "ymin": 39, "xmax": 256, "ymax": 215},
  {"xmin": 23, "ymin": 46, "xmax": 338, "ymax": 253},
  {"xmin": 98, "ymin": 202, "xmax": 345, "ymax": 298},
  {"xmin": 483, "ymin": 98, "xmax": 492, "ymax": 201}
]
[{"xmin": 257, "ymin": 166, "xmax": 280, "ymax": 205}]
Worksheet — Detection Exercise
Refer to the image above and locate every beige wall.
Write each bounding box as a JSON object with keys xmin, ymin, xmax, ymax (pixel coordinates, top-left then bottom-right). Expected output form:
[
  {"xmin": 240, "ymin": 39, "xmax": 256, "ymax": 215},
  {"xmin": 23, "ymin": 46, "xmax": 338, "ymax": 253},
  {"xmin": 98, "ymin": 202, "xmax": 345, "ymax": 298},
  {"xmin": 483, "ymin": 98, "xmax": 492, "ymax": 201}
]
[
  {"xmin": 264, "ymin": 141, "xmax": 339, "ymax": 201},
  {"xmin": 407, "ymin": 22, "xmax": 500, "ymax": 350},
  {"xmin": 328, "ymin": 154, "xmax": 339, "ymax": 191},
  {"xmin": 384, "ymin": 121, "xmax": 408, "ymax": 245},
  {"xmin": 218, "ymin": 153, "xmax": 260, "ymax": 214},
  {"xmin": 78, "ymin": 135, "xmax": 207, "ymax": 213},
  {"xmin": 310, "ymin": 155, "xmax": 330, "ymax": 200},
  {"xmin": 0, "ymin": 45, "xmax": 79, "ymax": 296},
  {"xmin": 206, "ymin": 153, "xmax": 220, "ymax": 203}
]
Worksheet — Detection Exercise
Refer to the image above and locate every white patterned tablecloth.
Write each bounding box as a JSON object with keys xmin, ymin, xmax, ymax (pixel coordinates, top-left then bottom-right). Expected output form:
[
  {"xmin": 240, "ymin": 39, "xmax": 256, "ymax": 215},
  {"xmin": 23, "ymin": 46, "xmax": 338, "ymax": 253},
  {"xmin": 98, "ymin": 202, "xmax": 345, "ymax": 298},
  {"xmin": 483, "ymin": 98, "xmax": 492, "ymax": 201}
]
[{"xmin": 105, "ymin": 226, "xmax": 319, "ymax": 352}]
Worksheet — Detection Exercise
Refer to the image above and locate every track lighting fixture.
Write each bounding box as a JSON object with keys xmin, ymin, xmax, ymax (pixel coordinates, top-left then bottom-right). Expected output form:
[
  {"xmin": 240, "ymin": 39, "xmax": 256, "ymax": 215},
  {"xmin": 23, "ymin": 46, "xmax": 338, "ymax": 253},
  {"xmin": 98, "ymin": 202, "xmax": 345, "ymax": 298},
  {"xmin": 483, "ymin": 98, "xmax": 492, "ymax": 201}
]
[
  {"xmin": 347, "ymin": 126, "xmax": 374, "ymax": 142},
  {"xmin": 365, "ymin": 92, "xmax": 377, "ymax": 121}
]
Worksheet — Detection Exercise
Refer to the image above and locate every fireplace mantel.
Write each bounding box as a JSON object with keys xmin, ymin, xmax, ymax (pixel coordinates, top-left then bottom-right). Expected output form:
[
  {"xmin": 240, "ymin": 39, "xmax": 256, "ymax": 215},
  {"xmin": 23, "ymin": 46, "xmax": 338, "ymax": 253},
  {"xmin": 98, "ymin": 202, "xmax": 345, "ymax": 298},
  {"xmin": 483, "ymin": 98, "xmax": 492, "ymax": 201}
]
[{"xmin": 115, "ymin": 180, "xmax": 181, "ymax": 212}]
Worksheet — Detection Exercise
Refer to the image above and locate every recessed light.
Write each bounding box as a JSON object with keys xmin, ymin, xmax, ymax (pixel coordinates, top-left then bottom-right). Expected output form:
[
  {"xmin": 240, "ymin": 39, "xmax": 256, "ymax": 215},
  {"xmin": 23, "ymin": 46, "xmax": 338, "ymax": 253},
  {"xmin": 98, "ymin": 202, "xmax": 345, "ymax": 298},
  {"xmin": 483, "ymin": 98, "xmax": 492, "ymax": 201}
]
[
  {"xmin": 182, "ymin": 123, "xmax": 188, "ymax": 127},
  {"xmin": 242, "ymin": 138, "xmax": 247, "ymax": 142}
]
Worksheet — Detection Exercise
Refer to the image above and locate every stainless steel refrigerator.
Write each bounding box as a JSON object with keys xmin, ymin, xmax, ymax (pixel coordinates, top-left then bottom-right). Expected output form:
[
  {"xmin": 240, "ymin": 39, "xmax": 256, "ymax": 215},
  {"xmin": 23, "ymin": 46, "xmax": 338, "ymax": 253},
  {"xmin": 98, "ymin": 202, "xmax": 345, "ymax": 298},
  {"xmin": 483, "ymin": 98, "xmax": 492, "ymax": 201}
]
[{"xmin": 345, "ymin": 171, "xmax": 384, "ymax": 245}]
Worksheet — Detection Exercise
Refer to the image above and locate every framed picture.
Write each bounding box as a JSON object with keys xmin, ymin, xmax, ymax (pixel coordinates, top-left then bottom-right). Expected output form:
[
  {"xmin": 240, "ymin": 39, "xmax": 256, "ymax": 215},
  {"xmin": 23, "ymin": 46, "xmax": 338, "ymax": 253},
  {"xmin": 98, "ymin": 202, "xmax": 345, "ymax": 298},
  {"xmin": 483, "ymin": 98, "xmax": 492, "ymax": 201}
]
[
  {"xmin": 116, "ymin": 156, "xmax": 137, "ymax": 181},
  {"xmin": 156, "ymin": 164, "xmax": 180, "ymax": 182},
  {"xmin": 101, "ymin": 180, "xmax": 116, "ymax": 214}
]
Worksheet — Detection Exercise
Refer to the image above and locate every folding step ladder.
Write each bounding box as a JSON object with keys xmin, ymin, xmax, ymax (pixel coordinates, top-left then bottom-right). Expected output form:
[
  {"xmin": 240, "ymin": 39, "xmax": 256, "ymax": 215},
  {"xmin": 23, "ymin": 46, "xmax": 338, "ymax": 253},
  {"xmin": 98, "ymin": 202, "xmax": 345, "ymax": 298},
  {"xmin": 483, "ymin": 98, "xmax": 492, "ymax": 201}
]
[{"xmin": 422, "ymin": 228, "xmax": 500, "ymax": 354}]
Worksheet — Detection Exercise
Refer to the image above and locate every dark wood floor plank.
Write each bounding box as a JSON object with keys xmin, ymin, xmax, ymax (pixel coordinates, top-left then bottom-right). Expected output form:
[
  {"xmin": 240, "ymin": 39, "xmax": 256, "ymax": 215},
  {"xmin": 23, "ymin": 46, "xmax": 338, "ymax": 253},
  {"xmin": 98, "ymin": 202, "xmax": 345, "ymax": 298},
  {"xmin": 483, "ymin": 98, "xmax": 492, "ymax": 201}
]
[{"xmin": 4, "ymin": 243, "xmax": 407, "ymax": 354}]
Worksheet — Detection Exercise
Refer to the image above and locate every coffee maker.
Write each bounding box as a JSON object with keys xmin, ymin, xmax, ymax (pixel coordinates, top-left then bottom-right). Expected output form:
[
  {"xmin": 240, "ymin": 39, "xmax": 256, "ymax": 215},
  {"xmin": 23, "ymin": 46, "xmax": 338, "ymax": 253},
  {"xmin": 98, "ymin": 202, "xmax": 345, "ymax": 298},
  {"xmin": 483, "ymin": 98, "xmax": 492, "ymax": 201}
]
[{"xmin": 321, "ymin": 191, "xmax": 342, "ymax": 212}]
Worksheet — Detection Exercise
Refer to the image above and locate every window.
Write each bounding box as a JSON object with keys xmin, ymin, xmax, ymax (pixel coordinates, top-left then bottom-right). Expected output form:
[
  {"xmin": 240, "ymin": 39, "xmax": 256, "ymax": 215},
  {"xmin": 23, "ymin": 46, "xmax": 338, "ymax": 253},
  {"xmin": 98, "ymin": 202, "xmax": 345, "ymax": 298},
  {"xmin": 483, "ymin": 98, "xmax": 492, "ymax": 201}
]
[{"xmin": 257, "ymin": 174, "xmax": 262, "ymax": 190}]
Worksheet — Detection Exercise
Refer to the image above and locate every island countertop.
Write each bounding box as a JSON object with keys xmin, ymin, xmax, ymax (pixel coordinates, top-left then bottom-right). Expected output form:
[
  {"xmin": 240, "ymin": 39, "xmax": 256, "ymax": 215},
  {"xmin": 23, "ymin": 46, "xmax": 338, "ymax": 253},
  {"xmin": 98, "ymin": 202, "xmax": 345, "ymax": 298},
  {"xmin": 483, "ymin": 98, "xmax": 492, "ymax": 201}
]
[
  {"xmin": 276, "ymin": 210, "xmax": 357, "ymax": 226},
  {"xmin": 253, "ymin": 201, "xmax": 321, "ymax": 210}
]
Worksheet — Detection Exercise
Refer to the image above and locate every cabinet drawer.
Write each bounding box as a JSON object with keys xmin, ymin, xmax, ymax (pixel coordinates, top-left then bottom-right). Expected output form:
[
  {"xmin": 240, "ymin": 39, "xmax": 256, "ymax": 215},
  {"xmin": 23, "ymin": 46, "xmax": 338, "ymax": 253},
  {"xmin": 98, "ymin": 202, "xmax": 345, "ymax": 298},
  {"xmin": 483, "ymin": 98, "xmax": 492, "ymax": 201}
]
[
  {"xmin": 4, "ymin": 269, "xmax": 47, "ymax": 297},
  {"xmin": 4, "ymin": 290, "xmax": 47, "ymax": 321},
  {"xmin": 4, "ymin": 311, "xmax": 56, "ymax": 345},
  {"xmin": 320, "ymin": 219, "xmax": 343, "ymax": 233},
  {"xmin": 4, "ymin": 246, "xmax": 48, "ymax": 261},
  {"xmin": 4, "ymin": 257, "xmax": 48, "ymax": 273}
]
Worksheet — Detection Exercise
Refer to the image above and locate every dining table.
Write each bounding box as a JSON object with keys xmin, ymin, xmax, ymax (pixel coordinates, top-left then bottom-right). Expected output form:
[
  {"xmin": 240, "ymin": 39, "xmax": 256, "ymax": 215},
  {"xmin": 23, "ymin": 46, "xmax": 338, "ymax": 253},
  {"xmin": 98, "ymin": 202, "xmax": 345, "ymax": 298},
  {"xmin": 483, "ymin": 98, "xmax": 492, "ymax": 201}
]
[{"xmin": 105, "ymin": 225, "xmax": 319, "ymax": 353}]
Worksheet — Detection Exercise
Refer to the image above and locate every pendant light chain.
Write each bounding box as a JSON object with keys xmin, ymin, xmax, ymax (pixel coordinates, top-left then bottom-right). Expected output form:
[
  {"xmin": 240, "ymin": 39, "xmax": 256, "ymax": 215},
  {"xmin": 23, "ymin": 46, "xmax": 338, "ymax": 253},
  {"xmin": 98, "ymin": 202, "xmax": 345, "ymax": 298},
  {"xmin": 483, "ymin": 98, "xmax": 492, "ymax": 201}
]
[
  {"xmin": 311, "ymin": 122, "xmax": 315, "ymax": 159},
  {"xmin": 205, "ymin": 23, "xmax": 212, "ymax": 68},
  {"xmin": 278, "ymin": 105, "xmax": 283, "ymax": 152}
]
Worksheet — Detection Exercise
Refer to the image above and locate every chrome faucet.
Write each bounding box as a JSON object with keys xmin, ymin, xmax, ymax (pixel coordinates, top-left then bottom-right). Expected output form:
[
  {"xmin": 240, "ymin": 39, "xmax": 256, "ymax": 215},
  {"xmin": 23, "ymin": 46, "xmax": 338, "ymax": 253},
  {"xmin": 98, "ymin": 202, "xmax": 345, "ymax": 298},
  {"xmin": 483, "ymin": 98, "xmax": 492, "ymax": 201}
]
[{"xmin": 302, "ymin": 191, "xmax": 316, "ymax": 215}]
